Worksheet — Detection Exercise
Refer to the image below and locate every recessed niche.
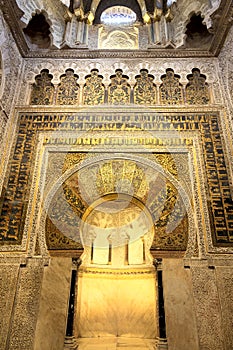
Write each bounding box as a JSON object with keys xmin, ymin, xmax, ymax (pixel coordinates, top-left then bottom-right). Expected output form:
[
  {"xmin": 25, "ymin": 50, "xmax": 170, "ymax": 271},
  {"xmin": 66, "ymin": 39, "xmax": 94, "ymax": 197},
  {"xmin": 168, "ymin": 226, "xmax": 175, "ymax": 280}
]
[
  {"xmin": 23, "ymin": 13, "xmax": 51, "ymax": 49},
  {"xmin": 185, "ymin": 14, "xmax": 213, "ymax": 49}
]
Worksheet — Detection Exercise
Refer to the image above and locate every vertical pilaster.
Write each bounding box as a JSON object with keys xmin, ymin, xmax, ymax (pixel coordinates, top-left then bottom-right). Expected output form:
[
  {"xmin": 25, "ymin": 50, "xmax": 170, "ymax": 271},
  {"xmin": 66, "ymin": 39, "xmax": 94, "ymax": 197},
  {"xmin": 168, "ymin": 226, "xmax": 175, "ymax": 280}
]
[{"xmin": 8, "ymin": 259, "xmax": 44, "ymax": 350}]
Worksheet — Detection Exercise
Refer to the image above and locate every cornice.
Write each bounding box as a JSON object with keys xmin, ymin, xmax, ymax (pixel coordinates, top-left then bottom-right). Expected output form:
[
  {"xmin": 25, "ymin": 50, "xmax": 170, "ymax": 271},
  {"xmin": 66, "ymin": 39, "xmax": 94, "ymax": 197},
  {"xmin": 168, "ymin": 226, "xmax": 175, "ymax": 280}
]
[
  {"xmin": 14, "ymin": 104, "xmax": 224, "ymax": 115},
  {"xmin": 23, "ymin": 48, "xmax": 214, "ymax": 59}
]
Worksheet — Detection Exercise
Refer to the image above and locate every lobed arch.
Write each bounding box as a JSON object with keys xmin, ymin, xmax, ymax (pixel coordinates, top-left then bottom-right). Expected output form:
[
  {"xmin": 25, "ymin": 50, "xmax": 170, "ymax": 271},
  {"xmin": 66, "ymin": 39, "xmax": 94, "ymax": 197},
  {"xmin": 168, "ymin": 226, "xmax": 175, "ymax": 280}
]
[
  {"xmin": 23, "ymin": 10, "xmax": 53, "ymax": 49},
  {"xmin": 172, "ymin": 0, "xmax": 212, "ymax": 47},
  {"xmin": 15, "ymin": 0, "xmax": 66, "ymax": 48}
]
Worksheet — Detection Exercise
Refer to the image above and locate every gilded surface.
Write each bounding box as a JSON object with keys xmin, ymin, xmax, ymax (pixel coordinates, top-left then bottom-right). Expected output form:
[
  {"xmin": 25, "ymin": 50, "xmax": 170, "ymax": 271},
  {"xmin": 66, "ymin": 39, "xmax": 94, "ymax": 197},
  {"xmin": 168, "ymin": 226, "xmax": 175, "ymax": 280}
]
[
  {"xmin": 56, "ymin": 69, "xmax": 79, "ymax": 105},
  {"xmin": 29, "ymin": 68, "xmax": 212, "ymax": 106},
  {"xmin": 159, "ymin": 69, "xmax": 183, "ymax": 105},
  {"xmin": 108, "ymin": 70, "xmax": 130, "ymax": 105},
  {"xmin": 0, "ymin": 111, "xmax": 232, "ymax": 249},
  {"xmin": 48, "ymin": 157, "xmax": 188, "ymax": 251},
  {"xmin": 134, "ymin": 69, "xmax": 157, "ymax": 105},
  {"xmin": 186, "ymin": 69, "xmax": 210, "ymax": 105},
  {"xmin": 83, "ymin": 69, "xmax": 105, "ymax": 105},
  {"xmin": 30, "ymin": 69, "xmax": 54, "ymax": 105}
]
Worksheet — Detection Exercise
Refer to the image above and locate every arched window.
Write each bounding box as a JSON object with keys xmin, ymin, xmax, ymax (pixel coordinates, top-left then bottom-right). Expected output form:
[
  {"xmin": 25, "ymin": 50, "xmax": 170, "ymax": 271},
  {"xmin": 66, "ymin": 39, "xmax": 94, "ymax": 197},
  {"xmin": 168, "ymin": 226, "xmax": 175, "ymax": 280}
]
[
  {"xmin": 100, "ymin": 6, "xmax": 137, "ymax": 26},
  {"xmin": 167, "ymin": 0, "xmax": 176, "ymax": 6}
]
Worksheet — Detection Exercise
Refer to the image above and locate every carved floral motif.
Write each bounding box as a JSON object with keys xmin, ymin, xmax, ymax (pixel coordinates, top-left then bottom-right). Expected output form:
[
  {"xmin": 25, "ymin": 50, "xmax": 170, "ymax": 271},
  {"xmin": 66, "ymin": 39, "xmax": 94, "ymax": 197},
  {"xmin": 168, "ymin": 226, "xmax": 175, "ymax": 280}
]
[
  {"xmin": 30, "ymin": 69, "xmax": 54, "ymax": 105},
  {"xmin": 159, "ymin": 68, "xmax": 183, "ymax": 105},
  {"xmin": 108, "ymin": 69, "xmax": 130, "ymax": 104},
  {"xmin": 83, "ymin": 69, "xmax": 105, "ymax": 105},
  {"xmin": 134, "ymin": 69, "xmax": 157, "ymax": 105},
  {"xmin": 186, "ymin": 68, "xmax": 210, "ymax": 105},
  {"xmin": 56, "ymin": 69, "xmax": 79, "ymax": 105}
]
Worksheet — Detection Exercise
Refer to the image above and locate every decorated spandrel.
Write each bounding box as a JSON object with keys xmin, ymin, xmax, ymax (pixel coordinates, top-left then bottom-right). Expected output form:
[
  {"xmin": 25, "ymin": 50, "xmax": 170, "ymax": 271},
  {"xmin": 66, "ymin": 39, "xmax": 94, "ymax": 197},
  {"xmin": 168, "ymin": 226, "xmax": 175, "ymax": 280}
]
[
  {"xmin": 108, "ymin": 69, "xmax": 130, "ymax": 105},
  {"xmin": 159, "ymin": 68, "xmax": 183, "ymax": 105},
  {"xmin": 134, "ymin": 69, "xmax": 157, "ymax": 105},
  {"xmin": 56, "ymin": 69, "xmax": 79, "ymax": 105},
  {"xmin": 83, "ymin": 69, "xmax": 105, "ymax": 105},
  {"xmin": 30, "ymin": 69, "xmax": 54, "ymax": 105},
  {"xmin": 186, "ymin": 68, "xmax": 210, "ymax": 105}
]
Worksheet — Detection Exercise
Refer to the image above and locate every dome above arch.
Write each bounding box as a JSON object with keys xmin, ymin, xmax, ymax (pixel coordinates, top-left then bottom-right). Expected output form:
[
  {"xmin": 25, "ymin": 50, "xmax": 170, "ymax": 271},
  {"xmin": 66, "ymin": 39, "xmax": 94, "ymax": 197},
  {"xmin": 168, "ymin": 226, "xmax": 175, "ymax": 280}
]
[
  {"xmin": 100, "ymin": 6, "xmax": 137, "ymax": 26},
  {"xmin": 94, "ymin": 0, "xmax": 143, "ymax": 24}
]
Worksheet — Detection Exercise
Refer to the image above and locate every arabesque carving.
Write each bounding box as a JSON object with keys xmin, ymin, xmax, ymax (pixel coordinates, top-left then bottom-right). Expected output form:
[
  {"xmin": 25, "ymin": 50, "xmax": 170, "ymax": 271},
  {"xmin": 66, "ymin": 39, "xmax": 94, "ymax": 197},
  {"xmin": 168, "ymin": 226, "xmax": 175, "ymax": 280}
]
[
  {"xmin": 83, "ymin": 69, "xmax": 105, "ymax": 105},
  {"xmin": 159, "ymin": 68, "xmax": 183, "ymax": 105},
  {"xmin": 134, "ymin": 69, "xmax": 157, "ymax": 105},
  {"xmin": 46, "ymin": 156, "xmax": 188, "ymax": 251},
  {"xmin": 30, "ymin": 69, "xmax": 54, "ymax": 105},
  {"xmin": 56, "ymin": 69, "xmax": 79, "ymax": 105},
  {"xmin": 186, "ymin": 68, "xmax": 210, "ymax": 105},
  {"xmin": 1, "ymin": 111, "xmax": 233, "ymax": 250},
  {"xmin": 108, "ymin": 69, "xmax": 130, "ymax": 105},
  {"xmin": 27, "ymin": 66, "xmax": 216, "ymax": 106}
]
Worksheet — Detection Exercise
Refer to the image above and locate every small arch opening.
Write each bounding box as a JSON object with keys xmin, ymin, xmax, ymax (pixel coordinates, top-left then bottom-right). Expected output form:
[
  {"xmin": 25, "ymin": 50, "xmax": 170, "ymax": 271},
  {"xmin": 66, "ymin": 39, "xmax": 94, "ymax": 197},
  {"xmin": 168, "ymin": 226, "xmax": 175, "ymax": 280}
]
[
  {"xmin": 185, "ymin": 13, "xmax": 213, "ymax": 48},
  {"xmin": 23, "ymin": 13, "xmax": 51, "ymax": 49}
]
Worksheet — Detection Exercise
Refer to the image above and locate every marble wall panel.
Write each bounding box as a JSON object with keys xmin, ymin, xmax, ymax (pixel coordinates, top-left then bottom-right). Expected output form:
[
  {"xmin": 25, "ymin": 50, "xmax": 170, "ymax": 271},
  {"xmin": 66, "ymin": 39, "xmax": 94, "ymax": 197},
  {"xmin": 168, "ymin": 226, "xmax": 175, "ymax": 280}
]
[
  {"xmin": 215, "ymin": 266, "xmax": 233, "ymax": 350},
  {"xmin": 0, "ymin": 264, "xmax": 19, "ymax": 349},
  {"xmin": 34, "ymin": 257, "xmax": 72, "ymax": 350},
  {"xmin": 162, "ymin": 259, "xmax": 199, "ymax": 350},
  {"xmin": 75, "ymin": 267, "xmax": 158, "ymax": 339}
]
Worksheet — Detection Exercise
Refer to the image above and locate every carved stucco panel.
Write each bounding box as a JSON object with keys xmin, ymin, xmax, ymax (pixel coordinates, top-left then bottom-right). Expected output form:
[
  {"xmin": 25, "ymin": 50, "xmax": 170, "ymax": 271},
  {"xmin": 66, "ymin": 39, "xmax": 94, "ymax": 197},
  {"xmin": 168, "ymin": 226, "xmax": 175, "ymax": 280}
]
[
  {"xmin": 190, "ymin": 266, "xmax": 224, "ymax": 350},
  {"xmin": 0, "ymin": 264, "xmax": 19, "ymax": 350},
  {"xmin": 219, "ymin": 25, "xmax": 233, "ymax": 110},
  {"xmin": 0, "ymin": 11, "xmax": 23, "ymax": 113},
  {"xmin": 0, "ymin": 10, "xmax": 24, "ymax": 195},
  {"xmin": 215, "ymin": 266, "xmax": 233, "ymax": 350},
  {"xmin": 8, "ymin": 259, "xmax": 44, "ymax": 350},
  {"xmin": 217, "ymin": 25, "xmax": 233, "ymax": 198}
]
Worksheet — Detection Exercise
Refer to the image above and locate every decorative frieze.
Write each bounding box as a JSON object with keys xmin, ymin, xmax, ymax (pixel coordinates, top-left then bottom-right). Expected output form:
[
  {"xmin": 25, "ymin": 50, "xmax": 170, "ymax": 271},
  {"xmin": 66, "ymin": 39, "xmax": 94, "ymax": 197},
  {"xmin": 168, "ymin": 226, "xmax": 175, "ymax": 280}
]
[{"xmin": 30, "ymin": 67, "xmax": 211, "ymax": 106}]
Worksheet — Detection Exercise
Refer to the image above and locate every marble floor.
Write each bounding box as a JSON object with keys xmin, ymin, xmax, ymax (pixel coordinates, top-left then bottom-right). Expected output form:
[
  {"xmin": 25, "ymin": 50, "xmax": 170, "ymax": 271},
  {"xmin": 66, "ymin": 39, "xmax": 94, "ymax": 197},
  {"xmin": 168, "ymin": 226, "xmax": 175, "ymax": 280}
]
[{"xmin": 75, "ymin": 337, "xmax": 159, "ymax": 350}]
